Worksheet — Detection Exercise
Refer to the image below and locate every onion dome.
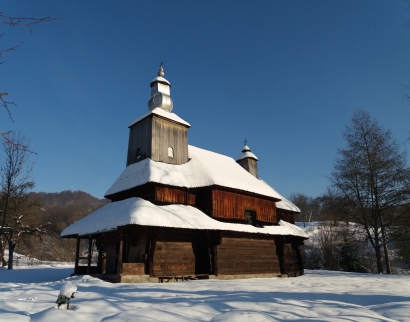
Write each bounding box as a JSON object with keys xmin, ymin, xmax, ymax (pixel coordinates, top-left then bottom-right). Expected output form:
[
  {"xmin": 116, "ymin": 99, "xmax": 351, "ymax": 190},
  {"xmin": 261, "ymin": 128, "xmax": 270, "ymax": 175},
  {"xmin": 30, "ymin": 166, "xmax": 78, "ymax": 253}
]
[
  {"xmin": 148, "ymin": 65, "xmax": 173, "ymax": 112},
  {"xmin": 237, "ymin": 143, "xmax": 258, "ymax": 161}
]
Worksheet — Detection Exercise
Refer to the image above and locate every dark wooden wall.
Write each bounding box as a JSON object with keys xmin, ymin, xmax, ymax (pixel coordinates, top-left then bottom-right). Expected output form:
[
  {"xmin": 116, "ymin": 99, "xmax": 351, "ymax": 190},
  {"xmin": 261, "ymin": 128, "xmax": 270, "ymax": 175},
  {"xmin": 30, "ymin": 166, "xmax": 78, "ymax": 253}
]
[
  {"xmin": 126, "ymin": 115, "xmax": 189, "ymax": 166},
  {"xmin": 127, "ymin": 117, "xmax": 152, "ymax": 166},
  {"xmin": 277, "ymin": 210, "xmax": 296, "ymax": 224},
  {"xmin": 78, "ymin": 226, "xmax": 305, "ymax": 279},
  {"xmin": 104, "ymin": 231, "xmax": 118, "ymax": 274},
  {"xmin": 215, "ymin": 233, "xmax": 281, "ymax": 275},
  {"xmin": 211, "ymin": 189, "xmax": 276, "ymax": 223},
  {"xmin": 281, "ymin": 243, "xmax": 303, "ymax": 275},
  {"xmin": 150, "ymin": 229, "xmax": 196, "ymax": 277}
]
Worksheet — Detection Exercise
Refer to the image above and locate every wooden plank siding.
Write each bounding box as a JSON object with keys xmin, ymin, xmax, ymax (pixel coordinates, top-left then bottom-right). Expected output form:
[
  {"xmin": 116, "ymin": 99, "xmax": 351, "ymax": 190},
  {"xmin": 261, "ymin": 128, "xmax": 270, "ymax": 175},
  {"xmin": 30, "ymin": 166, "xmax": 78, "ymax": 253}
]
[
  {"xmin": 211, "ymin": 189, "xmax": 276, "ymax": 223},
  {"xmin": 151, "ymin": 116, "xmax": 189, "ymax": 165},
  {"xmin": 216, "ymin": 235, "xmax": 281, "ymax": 275},
  {"xmin": 127, "ymin": 117, "xmax": 152, "ymax": 166},
  {"xmin": 127, "ymin": 114, "xmax": 189, "ymax": 167},
  {"xmin": 155, "ymin": 186, "xmax": 195, "ymax": 205}
]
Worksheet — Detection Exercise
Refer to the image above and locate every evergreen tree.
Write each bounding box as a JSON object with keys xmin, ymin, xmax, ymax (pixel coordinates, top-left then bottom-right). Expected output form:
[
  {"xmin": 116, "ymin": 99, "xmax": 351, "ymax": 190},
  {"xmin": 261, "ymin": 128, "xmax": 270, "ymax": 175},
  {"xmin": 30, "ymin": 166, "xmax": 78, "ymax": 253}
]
[{"xmin": 339, "ymin": 238, "xmax": 369, "ymax": 273}]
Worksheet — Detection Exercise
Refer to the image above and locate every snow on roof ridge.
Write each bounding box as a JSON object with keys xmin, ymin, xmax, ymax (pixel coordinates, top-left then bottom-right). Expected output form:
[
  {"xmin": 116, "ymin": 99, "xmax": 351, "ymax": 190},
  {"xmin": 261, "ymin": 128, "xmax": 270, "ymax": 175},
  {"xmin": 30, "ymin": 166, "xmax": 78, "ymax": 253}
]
[
  {"xmin": 129, "ymin": 107, "xmax": 190, "ymax": 128},
  {"xmin": 61, "ymin": 197, "xmax": 307, "ymax": 238},
  {"xmin": 105, "ymin": 145, "xmax": 283, "ymax": 201}
]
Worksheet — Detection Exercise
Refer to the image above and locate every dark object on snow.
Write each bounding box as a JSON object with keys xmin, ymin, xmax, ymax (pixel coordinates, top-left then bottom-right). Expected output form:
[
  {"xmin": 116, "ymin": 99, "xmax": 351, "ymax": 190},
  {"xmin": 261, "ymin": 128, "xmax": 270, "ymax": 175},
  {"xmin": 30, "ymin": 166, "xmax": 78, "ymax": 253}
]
[
  {"xmin": 56, "ymin": 283, "xmax": 77, "ymax": 309},
  {"xmin": 56, "ymin": 293, "xmax": 75, "ymax": 309}
]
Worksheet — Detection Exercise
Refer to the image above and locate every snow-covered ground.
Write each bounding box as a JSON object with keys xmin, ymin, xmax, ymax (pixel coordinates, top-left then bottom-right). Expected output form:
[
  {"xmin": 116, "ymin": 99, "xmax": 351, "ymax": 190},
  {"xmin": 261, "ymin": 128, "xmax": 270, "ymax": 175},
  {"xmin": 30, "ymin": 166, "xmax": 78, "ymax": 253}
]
[{"xmin": 1, "ymin": 263, "xmax": 410, "ymax": 321}]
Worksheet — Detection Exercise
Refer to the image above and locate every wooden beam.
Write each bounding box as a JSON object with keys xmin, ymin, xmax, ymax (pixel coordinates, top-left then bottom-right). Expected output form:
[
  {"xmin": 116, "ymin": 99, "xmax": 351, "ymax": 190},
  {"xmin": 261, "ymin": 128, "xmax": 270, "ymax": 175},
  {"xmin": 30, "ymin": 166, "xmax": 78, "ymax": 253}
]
[
  {"xmin": 102, "ymin": 234, "xmax": 107, "ymax": 274},
  {"xmin": 74, "ymin": 238, "xmax": 80, "ymax": 274},
  {"xmin": 87, "ymin": 236, "xmax": 92, "ymax": 275},
  {"xmin": 117, "ymin": 228, "xmax": 124, "ymax": 275}
]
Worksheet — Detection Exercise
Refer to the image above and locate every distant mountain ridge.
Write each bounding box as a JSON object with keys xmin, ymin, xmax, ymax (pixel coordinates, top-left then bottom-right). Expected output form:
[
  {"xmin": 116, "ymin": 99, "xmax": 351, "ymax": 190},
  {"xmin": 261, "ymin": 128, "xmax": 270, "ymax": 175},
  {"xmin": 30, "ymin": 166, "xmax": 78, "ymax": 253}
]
[
  {"xmin": 3, "ymin": 191, "xmax": 111, "ymax": 263},
  {"xmin": 28, "ymin": 190, "xmax": 109, "ymax": 208}
]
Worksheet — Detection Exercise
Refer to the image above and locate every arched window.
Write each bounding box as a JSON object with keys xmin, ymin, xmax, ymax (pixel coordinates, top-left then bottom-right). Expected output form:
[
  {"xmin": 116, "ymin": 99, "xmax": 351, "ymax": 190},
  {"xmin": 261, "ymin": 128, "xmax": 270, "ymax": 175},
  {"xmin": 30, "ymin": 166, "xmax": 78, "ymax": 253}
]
[{"xmin": 168, "ymin": 146, "xmax": 174, "ymax": 158}]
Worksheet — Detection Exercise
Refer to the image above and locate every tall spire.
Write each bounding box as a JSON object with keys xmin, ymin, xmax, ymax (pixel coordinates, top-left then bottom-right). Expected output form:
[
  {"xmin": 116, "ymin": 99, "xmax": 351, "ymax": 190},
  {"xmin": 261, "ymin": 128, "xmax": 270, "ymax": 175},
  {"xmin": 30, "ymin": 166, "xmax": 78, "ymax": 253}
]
[
  {"xmin": 148, "ymin": 65, "xmax": 173, "ymax": 112},
  {"xmin": 158, "ymin": 64, "xmax": 165, "ymax": 77}
]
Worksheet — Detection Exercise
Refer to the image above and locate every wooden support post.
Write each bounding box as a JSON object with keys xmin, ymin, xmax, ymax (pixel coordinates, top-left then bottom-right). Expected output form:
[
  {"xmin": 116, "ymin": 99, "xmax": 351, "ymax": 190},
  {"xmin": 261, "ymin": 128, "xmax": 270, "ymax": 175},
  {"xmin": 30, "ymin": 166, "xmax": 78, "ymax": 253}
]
[
  {"xmin": 74, "ymin": 238, "xmax": 80, "ymax": 274},
  {"xmin": 102, "ymin": 234, "xmax": 107, "ymax": 274},
  {"xmin": 149, "ymin": 238, "xmax": 156, "ymax": 277},
  {"xmin": 117, "ymin": 228, "xmax": 123, "ymax": 275},
  {"xmin": 87, "ymin": 236, "xmax": 92, "ymax": 275},
  {"xmin": 213, "ymin": 246, "xmax": 218, "ymax": 276}
]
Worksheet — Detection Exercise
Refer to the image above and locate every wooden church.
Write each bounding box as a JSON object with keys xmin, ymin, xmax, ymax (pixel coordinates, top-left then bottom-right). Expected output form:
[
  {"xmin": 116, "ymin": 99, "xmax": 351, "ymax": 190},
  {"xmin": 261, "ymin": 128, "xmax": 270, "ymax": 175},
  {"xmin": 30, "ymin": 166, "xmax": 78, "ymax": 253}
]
[{"xmin": 61, "ymin": 66, "xmax": 307, "ymax": 283}]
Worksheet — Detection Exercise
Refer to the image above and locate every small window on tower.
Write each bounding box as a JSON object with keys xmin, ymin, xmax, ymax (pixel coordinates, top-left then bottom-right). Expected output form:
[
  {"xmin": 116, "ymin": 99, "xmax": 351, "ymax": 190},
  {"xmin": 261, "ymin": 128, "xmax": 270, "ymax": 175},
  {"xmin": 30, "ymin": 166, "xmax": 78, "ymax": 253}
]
[{"xmin": 168, "ymin": 146, "xmax": 174, "ymax": 158}]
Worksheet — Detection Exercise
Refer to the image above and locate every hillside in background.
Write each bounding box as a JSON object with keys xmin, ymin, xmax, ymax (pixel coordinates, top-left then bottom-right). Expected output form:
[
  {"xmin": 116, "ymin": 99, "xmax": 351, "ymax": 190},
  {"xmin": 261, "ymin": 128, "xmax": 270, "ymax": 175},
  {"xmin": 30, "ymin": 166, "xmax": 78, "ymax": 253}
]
[
  {"xmin": 27, "ymin": 190, "xmax": 110, "ymax": 233},
  {"xmin": 1, "ymin": 191, "xmax": 110, "ymax": 264}
]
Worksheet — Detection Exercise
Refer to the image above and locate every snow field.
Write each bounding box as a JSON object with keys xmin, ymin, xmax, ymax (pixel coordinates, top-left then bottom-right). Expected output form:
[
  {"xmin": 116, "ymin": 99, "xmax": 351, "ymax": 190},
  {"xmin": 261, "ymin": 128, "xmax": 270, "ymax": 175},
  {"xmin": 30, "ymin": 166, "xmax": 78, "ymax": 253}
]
[{"xmin": 1, "ymin": 265, "xmax": 410, "ymax": 321}]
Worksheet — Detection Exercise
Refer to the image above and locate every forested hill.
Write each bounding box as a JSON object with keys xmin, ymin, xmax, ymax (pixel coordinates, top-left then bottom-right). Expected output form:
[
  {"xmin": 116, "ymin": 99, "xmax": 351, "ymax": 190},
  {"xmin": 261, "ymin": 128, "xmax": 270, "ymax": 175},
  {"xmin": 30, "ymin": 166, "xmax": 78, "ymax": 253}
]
[
  {"xmin": 5, "ymin": 191, "xmax": 110, "ymax": 262},
  {"xmin": 28, "ymin": 190, "xmax": 109, "ymax": 208},
  {"xmin": 26, "ymin": 190, "xmax": 110, "ymax": 234}
]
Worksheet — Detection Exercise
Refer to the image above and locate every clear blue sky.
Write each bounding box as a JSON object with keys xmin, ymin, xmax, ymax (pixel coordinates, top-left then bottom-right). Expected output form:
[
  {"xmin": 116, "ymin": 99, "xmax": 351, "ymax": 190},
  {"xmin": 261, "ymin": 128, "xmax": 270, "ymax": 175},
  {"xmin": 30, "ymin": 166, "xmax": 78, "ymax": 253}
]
[{"xmin": 1, "ymin": 1, "xmax": 410, "ymax": 200}]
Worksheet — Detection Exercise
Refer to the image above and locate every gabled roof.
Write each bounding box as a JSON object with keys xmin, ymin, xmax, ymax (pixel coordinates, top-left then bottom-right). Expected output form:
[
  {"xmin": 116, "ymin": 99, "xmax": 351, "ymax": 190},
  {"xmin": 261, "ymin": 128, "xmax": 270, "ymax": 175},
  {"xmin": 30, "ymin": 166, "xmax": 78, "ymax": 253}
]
[
  {"xmin": 105, "ymin": 145, "xmax": 286, "ymax": 202},
  {"xmin": 61, "ymin": 197, "xmax": 307, "ymax": 238}
]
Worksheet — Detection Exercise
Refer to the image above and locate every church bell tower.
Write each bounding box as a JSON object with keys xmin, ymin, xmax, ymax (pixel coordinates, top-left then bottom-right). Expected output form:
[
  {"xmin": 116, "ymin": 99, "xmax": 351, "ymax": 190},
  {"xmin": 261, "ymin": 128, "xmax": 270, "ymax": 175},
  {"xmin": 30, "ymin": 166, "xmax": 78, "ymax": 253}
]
[{"xmin": 126, "ymin": 66, "xmax": 190, "ymax": 166}]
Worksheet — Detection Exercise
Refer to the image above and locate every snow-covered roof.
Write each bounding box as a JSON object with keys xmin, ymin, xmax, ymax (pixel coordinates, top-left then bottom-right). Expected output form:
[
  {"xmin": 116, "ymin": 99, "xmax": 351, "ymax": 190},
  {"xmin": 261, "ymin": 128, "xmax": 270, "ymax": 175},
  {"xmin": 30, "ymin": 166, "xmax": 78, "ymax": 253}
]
[
  {"xmin": 129, "ymin": 107, "xmax": 190, "ymax": 128},
  {"xmin": 105, "ymin": 145, "xmax": 283, "ymax": 202},
  {"xmin": 150, "ymin": 76, "xmax": 170, "ymax": 86},
  {"xmin": 61, "ymin": 197, "xmax": 307, "ymax": 238},
  {"xmin": 237, "ymin": 151, "xmax": 259, "ymax": 161},
  {"xmin": 258, "ymin": 180, "xmax": 301, "ymax": 213},
  {"xmin": 236, "ymin": 144, "xmax": 258, "ymax": 161}
]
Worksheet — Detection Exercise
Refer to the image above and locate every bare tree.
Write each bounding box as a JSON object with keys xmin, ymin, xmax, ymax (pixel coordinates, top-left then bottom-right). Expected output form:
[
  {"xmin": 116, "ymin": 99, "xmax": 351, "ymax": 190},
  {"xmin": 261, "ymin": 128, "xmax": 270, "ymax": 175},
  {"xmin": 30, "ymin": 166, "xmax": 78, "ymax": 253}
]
[
  {"xmin": 329, "ymin": 110, "xmax": 410, "ymax": 274},
  {"xmin": 0, "ymin": 132, "xmax": 46, "ymax": 269},
  {"xmin": 1, "ymin": 10, "xmax": 57, "ymax": 145},
  {"xmin": 289, "ymin": 193, "xmax": 322, "ymax": 226}
]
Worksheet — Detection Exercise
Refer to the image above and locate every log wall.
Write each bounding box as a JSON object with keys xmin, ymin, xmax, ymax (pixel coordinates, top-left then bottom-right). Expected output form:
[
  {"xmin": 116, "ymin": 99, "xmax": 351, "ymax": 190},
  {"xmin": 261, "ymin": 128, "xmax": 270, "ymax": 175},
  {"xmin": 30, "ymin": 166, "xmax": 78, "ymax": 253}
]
[
  {"xmin": 152, "ymin": 240, "xmax": 196, "ymax": 276},
  {"xmin": 151, "ymin": 229, "xmax": 196, "ymax": 277},
  {"xmin": 122, "ymin": 263, "xmax": 145, "ymax": 275},
  {"xmin": 212, "ymin": 189, "xmax": 276, "ymax": 223},
  {"xmin": 216, "ymin": 235, "xmax": 281, "ymax": 275}
]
